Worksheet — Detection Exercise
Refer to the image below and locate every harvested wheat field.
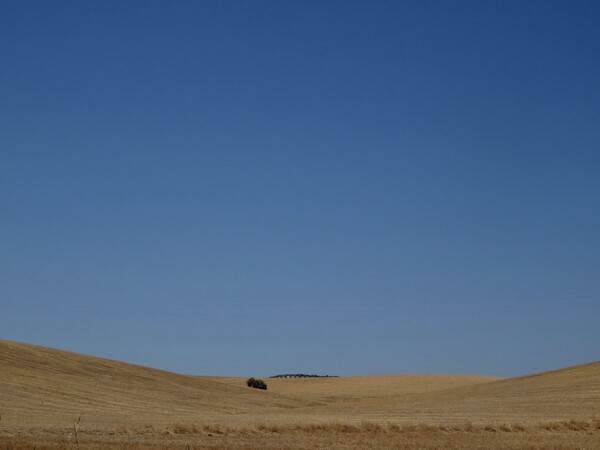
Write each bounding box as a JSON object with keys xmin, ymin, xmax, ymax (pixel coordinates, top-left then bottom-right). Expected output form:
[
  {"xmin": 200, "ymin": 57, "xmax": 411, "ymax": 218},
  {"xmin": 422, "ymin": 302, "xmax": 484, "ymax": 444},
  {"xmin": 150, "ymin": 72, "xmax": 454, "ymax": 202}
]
[{"xmin": 1, "ymin": 340, "xmax": 599, "ymax": 449}]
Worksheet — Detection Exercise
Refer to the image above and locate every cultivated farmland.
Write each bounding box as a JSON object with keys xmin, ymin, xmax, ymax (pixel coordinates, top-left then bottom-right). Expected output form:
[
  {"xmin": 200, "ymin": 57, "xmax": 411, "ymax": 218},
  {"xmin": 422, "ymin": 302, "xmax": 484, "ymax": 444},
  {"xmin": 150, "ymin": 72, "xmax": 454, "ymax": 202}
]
[{"xmin": 1, "ymin": 340, "xmax": 599, "ymax": 449}]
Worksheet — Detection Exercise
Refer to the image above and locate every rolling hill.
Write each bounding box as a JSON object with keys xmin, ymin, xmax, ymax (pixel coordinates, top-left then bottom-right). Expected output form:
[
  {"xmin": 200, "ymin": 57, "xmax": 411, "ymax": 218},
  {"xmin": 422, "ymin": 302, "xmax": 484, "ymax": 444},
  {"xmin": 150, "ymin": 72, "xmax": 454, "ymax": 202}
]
[
  {"xmin": 1, "ymin": 339, "xmax": 598, "ymax": 430},
  {"xmin": 293, "ymin": 360, "xmax": 600, "ymax": 423},
  {"xmin": 0, "ymin": 339, "xmax": 308, "ymax": 425}
]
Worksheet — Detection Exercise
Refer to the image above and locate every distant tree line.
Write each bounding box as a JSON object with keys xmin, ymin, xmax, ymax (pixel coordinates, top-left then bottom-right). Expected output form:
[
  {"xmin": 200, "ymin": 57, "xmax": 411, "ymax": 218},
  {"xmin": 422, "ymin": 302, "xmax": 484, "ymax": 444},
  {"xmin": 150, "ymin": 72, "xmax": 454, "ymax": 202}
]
[{"xmin": 270, "ymin": 374, "xmax": 339, "ymax": 379}]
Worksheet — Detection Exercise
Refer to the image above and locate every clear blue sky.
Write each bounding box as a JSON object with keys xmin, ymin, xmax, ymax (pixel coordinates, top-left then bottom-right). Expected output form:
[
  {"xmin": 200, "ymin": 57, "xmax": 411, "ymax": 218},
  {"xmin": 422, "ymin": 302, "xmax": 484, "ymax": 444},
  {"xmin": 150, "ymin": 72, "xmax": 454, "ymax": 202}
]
[{"xmin": 1, "ymin": 1, "xmax": 599, "ymax": 378}]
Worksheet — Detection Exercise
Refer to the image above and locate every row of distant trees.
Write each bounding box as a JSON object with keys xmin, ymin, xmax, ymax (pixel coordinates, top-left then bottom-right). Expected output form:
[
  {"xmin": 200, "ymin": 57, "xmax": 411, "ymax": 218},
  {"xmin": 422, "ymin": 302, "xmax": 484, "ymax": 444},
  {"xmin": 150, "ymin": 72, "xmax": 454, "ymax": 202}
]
[
  {"xmin": 246, "ymin": 374, "xmax": 339, "ymax": 390},
  {"xmin": 270, "ymin": 374, "xmax": 339, "ymax": 379}
]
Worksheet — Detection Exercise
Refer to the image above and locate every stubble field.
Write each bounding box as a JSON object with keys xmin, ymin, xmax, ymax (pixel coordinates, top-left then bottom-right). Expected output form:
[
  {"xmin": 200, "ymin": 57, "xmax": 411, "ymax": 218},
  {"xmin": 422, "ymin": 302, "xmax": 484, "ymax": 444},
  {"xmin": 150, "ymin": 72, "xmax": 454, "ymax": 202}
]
[{"xmin": 1, "ymin": 340, "xmax": 599, "ymax": 449}]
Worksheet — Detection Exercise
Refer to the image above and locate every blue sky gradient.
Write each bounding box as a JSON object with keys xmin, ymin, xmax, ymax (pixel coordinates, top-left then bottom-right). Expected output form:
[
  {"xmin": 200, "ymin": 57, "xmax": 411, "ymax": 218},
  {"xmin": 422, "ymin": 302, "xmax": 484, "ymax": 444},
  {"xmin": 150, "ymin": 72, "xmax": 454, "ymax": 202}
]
[{"xmin": 1, "ymin": 0, "xmax": 599, "ymax": 377}]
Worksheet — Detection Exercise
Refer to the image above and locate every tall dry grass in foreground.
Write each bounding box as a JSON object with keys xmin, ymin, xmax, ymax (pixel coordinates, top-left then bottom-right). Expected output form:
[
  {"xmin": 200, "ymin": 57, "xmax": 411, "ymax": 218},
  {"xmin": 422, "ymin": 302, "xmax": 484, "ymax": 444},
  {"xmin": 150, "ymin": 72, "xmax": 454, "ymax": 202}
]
[
  {"xmin": 2, "ymin": 419, "xmax": 600, "ymax": 449},
  {"xmin": 166, "ymin": 417, "xmax": 600, "ymax": 434}
]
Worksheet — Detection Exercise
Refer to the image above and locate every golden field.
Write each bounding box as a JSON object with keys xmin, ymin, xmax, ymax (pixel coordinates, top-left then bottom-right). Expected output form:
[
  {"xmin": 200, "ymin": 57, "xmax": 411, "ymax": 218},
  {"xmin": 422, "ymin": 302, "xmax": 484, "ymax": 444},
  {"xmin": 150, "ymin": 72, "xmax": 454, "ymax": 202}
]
[{"xmin": 1, "ymin": 339, "xmax": 599, "ymax": 449}]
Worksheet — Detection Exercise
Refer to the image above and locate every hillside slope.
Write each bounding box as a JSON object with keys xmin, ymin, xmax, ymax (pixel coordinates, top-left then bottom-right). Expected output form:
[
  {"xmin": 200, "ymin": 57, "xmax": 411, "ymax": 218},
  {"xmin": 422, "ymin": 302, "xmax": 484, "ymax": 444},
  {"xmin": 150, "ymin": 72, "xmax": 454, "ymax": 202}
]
[
  {"xmin": 0, "ymin": 340, "xmax": 497, "ymax": 427},
  {"xmin": 0, "ymin": 340, "xmax": 307, "ymax": 425},
  {"xmin": 303, "ymin": 361, "xmax": 600, "ymax": 423},
  {"xmin": 2, "ymin": 339, "xmax": 597, "ymax": 428}
]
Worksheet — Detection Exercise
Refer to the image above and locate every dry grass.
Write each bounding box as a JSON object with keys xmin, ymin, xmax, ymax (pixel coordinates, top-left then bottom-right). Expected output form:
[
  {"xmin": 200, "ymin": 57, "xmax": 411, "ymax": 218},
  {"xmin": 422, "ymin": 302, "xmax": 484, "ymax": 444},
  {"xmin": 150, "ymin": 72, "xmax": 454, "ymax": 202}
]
[
  {"xmin": 1, "ymin": 339, "xmax": 600, "ymax": 448},
  {"xmin": 0, "ymin": 340, "xmax": 309, "ymax": 426},
  {"xmin": 214, "ymin": 372, "xmax": 500, "ymax": 404},
  {"xmin": 2, "ymin": 419, "xmax": 600, "ymax": 449},
  {"xmin": 287, "ymin": 360, "xmax": 600, "ymax": 425}
]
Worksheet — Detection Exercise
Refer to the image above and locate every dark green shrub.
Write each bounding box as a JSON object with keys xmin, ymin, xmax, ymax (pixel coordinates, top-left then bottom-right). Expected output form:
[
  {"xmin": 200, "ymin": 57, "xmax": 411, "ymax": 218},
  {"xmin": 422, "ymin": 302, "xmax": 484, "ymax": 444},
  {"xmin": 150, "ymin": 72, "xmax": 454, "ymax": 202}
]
[
  {"xmin": 246, "ymin": 377, "xmax": 267, "ymax": 390},
  {"xmin": 253, "ymin": 379, "xmax": 267, "ymax": 390}
]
